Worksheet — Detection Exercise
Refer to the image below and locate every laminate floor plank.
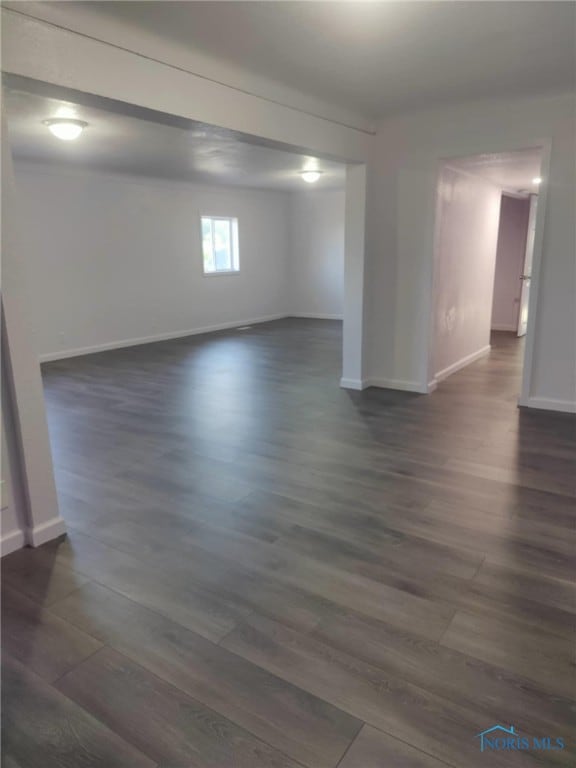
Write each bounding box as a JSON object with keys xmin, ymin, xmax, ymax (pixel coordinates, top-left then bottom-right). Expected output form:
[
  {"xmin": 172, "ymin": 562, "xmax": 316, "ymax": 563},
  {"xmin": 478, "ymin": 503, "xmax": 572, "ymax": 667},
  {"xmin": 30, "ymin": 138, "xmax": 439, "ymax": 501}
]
[
  {"xmin": 1, "ymin": 584, "xmax": 102, "ymax": 683},
  {"xmin": 1, "ymin": 654, "xmax": 156, "ymax": 768},
  {"xmin": 453, "ymin": 560, "xmax": 576, "ymax": 639},
  {"xmin": 221, "ymin": 612, "xmax": 575, "ymax": 768},
  {"xmin": 310, "ymin": 607, "xmax": 575, "ymax": 741},
  {"xmin": 63, "ymin": 507, "xmax": 456, "ymax": 640},
  {"xmin": 472, "ymin": 559, "xmax": 576, "ymax": 616},
  {"xmin": 50, "ymin": 581, "xmax": 362, "ymax": 768},
  {"xmin": 2, "ymin": 551, "xmax": 89, "ymax": 607},
  {"xmin": 12, "ymin": 528, "xmax": 251, "ymax": 642},
  {"xmin": 64, "ymin": 516, "xmax": 341, "ymax": 633},
  {"xmin": 150, "ymin": 520, "xmax": 458, "ymax": 641},
  {"xmin": 56, "ymin": 646, "xmax": 305, "ymax": 768},
  {"xmin": 440, "ymin": 609, "xmax": 576, "ymax": 699},
  {"xmin": 3, "ymin": 320, "xmax": 574, "ymax": 768},
  {"xmin": 338, "ymin": 725, "xmax": 449, "ymax": 768}
]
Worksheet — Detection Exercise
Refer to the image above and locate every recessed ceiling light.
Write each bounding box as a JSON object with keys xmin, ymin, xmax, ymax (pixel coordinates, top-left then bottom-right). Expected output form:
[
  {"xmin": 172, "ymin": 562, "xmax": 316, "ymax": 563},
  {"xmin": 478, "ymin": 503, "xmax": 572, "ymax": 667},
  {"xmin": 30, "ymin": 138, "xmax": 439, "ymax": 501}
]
[
  {"xmin": 532, "ymin": 177, "xmax": 542, "ymax": 185},
  {"xmin": 301, "ymin": 170, "xmax": 322, "ymax": 183},
  {"xmin": 43, "ymin": 118, "xmax": 88, "ymax": 141}
]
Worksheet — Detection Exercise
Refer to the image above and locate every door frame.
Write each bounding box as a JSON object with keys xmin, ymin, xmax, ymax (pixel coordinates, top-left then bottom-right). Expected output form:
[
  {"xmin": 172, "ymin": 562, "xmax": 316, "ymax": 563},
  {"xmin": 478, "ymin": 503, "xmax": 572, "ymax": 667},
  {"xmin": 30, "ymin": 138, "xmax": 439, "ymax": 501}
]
[
  {"xmin": 425, "ymin": 138, "xmax": 552, "ymax": 406},
  {"xmin": 2, "ymin": 5, "xmax": 372, "ymax": 548},
  {"xmin": 516, "ymin": 192, "xmax": 538, "ymax": 337}
]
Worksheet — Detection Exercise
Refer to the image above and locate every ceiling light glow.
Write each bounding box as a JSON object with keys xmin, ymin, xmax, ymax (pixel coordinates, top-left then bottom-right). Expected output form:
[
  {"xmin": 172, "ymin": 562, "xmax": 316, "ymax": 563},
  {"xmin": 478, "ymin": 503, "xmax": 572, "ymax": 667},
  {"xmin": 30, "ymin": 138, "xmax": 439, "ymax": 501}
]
[
  {"xmin": 43, "ymin": 118, "xmax": 88, "ymax": 141},
  {"xmin": 532, "ymin": 177, "xmax": 542, "ymax": 185},
  {"xmin": 301, "ymin": 170, "xmax": 322, "ymax": 183}
]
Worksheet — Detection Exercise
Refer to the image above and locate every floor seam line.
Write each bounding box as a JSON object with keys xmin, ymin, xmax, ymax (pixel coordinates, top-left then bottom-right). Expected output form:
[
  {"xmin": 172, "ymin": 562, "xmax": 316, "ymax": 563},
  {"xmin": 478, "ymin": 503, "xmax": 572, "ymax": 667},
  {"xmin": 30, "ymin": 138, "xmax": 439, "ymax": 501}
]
[
  {"xmin": 333, "ymin": 720, "xmax": 365, "ymax": 767},
  {"xmin": 49, "ymin": 643, "xmax": 107, "ymax": 688},
  {"xmin": 55, "ymin": 642, "xmax": 313, "ymax": 768}
]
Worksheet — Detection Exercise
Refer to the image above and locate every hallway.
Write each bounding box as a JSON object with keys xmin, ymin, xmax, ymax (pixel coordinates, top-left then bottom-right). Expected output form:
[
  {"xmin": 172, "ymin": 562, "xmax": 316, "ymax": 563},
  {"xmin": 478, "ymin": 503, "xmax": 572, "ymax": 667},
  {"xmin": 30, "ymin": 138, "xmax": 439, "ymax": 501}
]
[{"xmin": 2, "ymin": 320, "xmax": 574, "ymax": 767}]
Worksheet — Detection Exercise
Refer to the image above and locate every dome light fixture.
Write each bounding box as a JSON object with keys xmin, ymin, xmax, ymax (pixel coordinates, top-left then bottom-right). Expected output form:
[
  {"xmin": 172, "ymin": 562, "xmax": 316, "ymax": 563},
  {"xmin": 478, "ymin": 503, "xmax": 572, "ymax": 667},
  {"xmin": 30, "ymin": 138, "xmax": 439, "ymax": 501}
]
[
  {"xmin": 301, "ymin": 170, "xmax": 322, "ymax": 183},
  {"xmin": 43, "ymin": 118, "xmax": 88, "ymax": 141},
  {"xmin": 532, "ymin": 177, "xmax": 542, "ymax": 185}
]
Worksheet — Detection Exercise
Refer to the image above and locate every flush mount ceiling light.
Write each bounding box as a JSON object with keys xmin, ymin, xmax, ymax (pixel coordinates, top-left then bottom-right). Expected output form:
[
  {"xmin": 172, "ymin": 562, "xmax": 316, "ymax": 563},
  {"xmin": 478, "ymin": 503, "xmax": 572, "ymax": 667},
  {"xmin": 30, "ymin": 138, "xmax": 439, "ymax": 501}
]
[
  {"xmin": 301, "ymin": 170, "xmax": 322, "ymax": 183},
  {"xmin": 43, "ymin": 118, "xmax": 88, "ymax": 141},
  {"xmin": 532, "ymin": 177, "xmax": 542, "ymax": 185}
]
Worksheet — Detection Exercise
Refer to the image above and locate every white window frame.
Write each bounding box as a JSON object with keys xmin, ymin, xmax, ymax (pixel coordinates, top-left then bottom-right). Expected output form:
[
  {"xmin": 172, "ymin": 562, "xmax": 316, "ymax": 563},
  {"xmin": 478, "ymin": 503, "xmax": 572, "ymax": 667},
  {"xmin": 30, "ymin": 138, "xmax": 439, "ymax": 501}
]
[{"xmin": 200, "ymin": 215, "xmax": 240, "ymax": 276}]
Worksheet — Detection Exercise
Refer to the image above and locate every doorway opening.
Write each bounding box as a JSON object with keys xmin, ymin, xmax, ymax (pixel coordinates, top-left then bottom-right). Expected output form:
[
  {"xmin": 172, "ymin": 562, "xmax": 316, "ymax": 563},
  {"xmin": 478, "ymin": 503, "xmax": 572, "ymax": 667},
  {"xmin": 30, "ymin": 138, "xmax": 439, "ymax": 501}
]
[
  {"xmin": 428, "ymin": 146, "xmax": 545, "ymax": 400},
  {"xmin": 4, "ymin": 76, "xmax": 358, "ymax": 534}
]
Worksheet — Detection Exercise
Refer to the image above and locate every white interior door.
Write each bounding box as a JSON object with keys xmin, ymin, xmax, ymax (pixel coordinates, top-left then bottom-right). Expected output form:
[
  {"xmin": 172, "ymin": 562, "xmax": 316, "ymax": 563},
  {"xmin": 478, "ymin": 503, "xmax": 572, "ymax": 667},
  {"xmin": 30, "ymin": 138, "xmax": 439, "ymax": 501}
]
[{"xmin": 517, "ymin": 194, "xmax": 538, "ymax": 337}]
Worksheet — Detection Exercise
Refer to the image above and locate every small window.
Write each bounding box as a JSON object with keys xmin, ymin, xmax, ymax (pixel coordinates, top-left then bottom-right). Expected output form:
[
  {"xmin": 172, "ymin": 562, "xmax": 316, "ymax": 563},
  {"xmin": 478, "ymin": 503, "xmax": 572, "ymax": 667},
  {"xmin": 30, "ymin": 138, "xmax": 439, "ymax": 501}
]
[{"xmin": 201, "ymin": 216, "xmax": 239, "ymax": 275}]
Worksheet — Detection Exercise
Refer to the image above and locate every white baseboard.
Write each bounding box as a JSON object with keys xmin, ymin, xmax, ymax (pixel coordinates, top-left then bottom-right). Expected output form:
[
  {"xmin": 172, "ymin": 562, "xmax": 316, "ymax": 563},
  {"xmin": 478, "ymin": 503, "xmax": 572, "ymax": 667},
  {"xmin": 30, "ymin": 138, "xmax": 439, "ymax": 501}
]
[
  {"xmin": 26, "ymin": 516, "xmax": 67, "ymax": 547},
  {"xmin": 288, "ymin": 313, "xmax": 343, "ymax": 321},
  {"xmin": 340, "ymin": 377, "xmax": 367, "ymax": 390},
  {"xmin": 518, "ymin": 396, "xmax": 576, "ymax": 414},
  {"xmin": 38, "ymin": 314, "xmax": 287, "ymax": 362},
  {"xmin": 340, "ymin": 376, "xmax": 432, "ymax": 394},
  {"xmin": 1, "ymin": 528, "xmax": 26, "ymax": 557},
  {"xmin": 435, "ymin": 345, "xmax": 491, "ymax": 383},
  {"xmin": 366, "ymin": 377, "xmax": 430, "ymax": 394},
  {"xmin": 491, "ymin": 324, "xmax": 517, "ymax": 332}
]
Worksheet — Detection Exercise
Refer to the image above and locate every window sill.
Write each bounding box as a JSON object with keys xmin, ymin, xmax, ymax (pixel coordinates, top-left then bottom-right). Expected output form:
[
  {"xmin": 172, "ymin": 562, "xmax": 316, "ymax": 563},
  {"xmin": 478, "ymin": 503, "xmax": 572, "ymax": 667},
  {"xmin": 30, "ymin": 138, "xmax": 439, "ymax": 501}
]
[{"xmin": 202, "ymin": 271, "xmax": 241, "ymax": 277}]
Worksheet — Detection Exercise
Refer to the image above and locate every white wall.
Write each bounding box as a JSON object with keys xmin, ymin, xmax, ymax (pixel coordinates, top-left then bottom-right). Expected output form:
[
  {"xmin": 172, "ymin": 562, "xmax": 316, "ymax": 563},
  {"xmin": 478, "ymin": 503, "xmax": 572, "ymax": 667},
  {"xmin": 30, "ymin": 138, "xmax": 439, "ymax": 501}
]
[
  {"xmin": 14, "ymin": 163, "xmax": 346, "ymax": 361},
  {"xmin": 14, "ymin": 163, "xmax": 292, "ymax": 360},
  {"xmin": 368, "ymin": 92, "xmax": 576, "ymax": 410},
  {"xmin": 432, "ymin": 167, "xmax": 501, "ymax": 380},
  {"xmin": 1, "ymin": 374, "xmax": 27, "ymax": 555},
  {"xmin": 288, "ymin": 188, "xmax": 345, "ymax": 319},
  {"xmin": 491, "ymin": 195, "xmax": 530, "ymax": 331}
]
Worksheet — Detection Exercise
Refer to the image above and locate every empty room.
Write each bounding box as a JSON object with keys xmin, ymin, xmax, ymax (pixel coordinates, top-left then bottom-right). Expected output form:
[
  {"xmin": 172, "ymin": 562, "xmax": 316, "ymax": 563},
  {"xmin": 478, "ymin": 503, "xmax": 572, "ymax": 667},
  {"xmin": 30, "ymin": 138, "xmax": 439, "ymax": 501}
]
[{"xmin": 1, "ymin": 3, "xmax": 575, "ymax": 768}]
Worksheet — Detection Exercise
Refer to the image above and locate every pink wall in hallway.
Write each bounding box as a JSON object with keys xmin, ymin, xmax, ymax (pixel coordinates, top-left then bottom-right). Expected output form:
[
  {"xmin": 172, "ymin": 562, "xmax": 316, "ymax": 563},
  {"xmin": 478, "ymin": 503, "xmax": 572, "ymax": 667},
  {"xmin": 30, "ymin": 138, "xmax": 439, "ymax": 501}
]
[{"xmin": 491, "ymin": 195, "xmax": 530, "ymax": 331}]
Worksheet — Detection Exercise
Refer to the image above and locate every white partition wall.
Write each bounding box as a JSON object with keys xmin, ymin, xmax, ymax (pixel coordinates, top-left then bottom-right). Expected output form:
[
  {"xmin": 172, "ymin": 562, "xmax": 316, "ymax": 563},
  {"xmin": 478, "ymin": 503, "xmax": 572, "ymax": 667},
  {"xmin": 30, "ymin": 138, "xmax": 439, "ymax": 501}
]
[
  {"xmin": 341, "ymin": 164, "xmax": 368, "ymax": 389},
  {"xmin": 1, "ymin": 111, "xmax": 65, "ymax": 548},
  {"xmin": 1, "ymin": 366, "xmax": 27, "ymax": 555}
]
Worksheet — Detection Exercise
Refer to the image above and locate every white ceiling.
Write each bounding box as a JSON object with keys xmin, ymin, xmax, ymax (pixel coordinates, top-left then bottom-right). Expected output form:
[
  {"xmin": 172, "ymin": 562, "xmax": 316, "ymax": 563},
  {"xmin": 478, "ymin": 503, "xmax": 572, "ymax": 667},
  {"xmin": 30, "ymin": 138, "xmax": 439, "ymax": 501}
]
[
  {"xmin": 5, "ymin": 89, "xmax": 346, "ymax": 190},
  {"xmin": 449, "ymin": 147, "xmax": 544, "ymax": 195},
  {"xmin": 43, "ymin": 1, "xmax": 576, "ymax": 120}
]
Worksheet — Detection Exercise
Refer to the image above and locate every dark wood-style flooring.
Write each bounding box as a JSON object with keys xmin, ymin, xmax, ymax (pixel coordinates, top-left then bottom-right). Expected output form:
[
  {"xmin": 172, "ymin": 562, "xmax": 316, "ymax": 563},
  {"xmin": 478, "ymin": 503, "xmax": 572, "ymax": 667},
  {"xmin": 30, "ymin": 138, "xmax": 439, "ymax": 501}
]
[{"xmin": 2, "ymin": 319, "xmax": 575, "ymax": 767}]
